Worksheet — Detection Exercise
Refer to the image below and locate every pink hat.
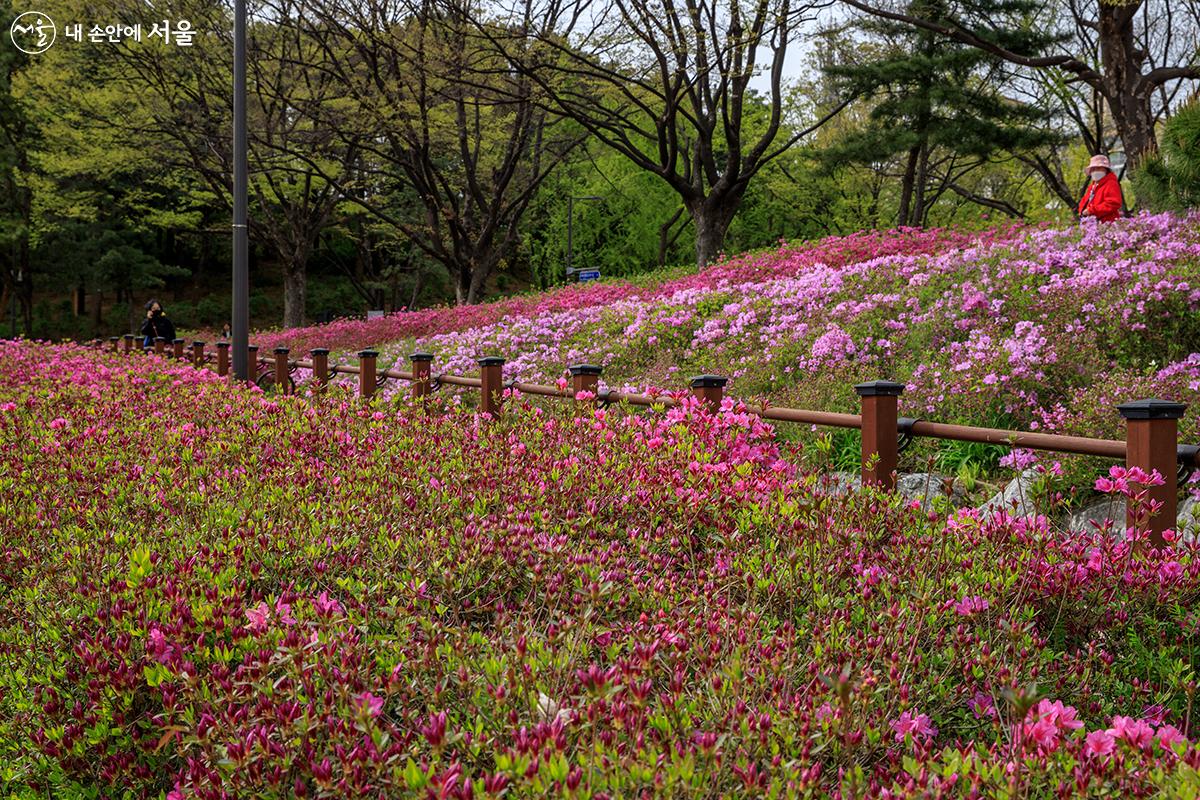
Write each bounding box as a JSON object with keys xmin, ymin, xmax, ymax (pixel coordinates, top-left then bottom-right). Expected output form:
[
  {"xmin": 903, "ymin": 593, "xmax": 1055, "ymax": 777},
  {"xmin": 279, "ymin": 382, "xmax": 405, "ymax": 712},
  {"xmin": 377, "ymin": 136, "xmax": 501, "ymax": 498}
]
[{"xmin": 1087, "ymin": 154, "xmax": 1111, "ymax": 173}]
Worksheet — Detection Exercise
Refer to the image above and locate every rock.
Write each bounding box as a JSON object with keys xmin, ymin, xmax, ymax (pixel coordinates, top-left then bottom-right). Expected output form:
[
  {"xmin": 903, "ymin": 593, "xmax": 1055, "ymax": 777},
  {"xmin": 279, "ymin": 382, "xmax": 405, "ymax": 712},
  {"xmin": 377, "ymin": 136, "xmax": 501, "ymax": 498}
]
[
  {"xmin": 817, "ymin": 471, "xmax": 860, "ymax": 495},
  {"xmin": 979, "ymin": 469, "xmax": 1041, "ymax": 519},
  {"xmin": 1176, "ymin": 496, "xmax": 1200, "ymax": 538},
  {"xmin": 1065, "ymin": 497, "xmax": 1126, "ymax": 534},
  {"xmin": 1065, "ymin": 495, "xmax": 1200, "ymax": 541},
  {"xmin": 896, "ymin": 472, "xmax": 970, "ymax": 511}
]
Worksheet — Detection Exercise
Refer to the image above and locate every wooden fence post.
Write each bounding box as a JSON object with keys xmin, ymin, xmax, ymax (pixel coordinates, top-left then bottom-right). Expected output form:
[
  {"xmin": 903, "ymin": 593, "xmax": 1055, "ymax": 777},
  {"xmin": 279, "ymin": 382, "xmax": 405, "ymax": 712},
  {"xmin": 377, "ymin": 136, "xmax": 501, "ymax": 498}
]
[
  {"xmin": 108, "ymin": 336, "xmax": 119, "ymax": 353},
  {"xmin": 172, "ymin": 338, "xmax": 185, "ymax": 360},
  {"xmin": 274, "ymin": 347, "xmax": 290, "ymax": 395},
  {"xmin": 123, "ymin": 334, "xmax": 134, "ymax": 354},
  {"xmin": 153, "ymin": 337, "xmax": 166, "ymax": 355},
  {"xmin": 310, "ymin": 348, "xmax": 329, "ymax": 393},
  {"xmin": 216, "ymin": 342, "xmax": 230, "ymax": 377},
  {"xmin": 1119, "ymin": 398, "xmax": 1186, "ymax": 547},
  {"xmin": 856, "ymin": 380, "xmax": 905, "ymax": 492},
  {"xmin": 569, "ymin": 363, "xmax": 602, "ymax": 404},
  {"xmin": 479, "ymin": 356, "xmax": 505, "ymax": 417},
  {"xmin": 358, "ymin": 350, "xmax": 378, "ymax": 399},
  {"xmin": 690, "ymin": 374, "xmax": 727, "ymax": 413},
  {"xmin": 191, "ymin": 341, "xmax": 205, "ymax": 367},
  {"xmin": 247, "ymin": 345, "xmax": 259, "ymax": 376},
  {"xmin": 411, "ymin": 353, "xmax": 433, "ymax": 400}
]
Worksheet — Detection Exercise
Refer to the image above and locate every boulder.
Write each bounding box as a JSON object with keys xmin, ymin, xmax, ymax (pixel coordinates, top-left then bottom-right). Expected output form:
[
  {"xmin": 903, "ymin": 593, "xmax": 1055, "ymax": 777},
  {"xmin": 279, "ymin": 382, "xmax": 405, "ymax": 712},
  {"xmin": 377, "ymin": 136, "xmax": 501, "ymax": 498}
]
[
  {"xmin": 1065, "ymin": 495, "xmax": 1199, "ymax": 541},
  {"xmin": 979, "ymin": 469, "xmax": 1041, "ymax": 519},
  {"xmin": 896, "ymin": 472, "xmax": 970, "ymax": 511},
  {"xmin": 1065, "ymin": 497, "xmax": 1126, "ymax": 534},
  {"xmin": 817, "ymin": 471, "xmax": 860, "ymax": 496}
]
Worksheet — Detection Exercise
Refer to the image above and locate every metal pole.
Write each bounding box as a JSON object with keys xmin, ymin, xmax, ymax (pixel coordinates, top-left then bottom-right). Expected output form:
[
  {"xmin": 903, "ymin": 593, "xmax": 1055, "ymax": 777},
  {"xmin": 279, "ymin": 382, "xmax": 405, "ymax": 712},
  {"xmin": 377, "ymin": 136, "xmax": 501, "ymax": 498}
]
[
  {"xmin": 566, "ymin": 195, "xmax": 574, "ymax": 279},
  {"xmin": 231, "ymin": 0, "xmax": 249, "ymax": 381},
  {"xmin": 8, "ymin": 272, "xmax": 16, "ymax": 338}
]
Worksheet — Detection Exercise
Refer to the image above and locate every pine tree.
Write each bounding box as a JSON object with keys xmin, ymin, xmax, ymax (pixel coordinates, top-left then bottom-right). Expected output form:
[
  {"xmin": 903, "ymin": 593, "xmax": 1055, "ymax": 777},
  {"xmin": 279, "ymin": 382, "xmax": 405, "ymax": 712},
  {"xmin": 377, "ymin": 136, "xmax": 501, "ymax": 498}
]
[
  {"xmin": 820, "ymin": 0, "xmax": 1063, "ymax": 226},
  {"xmin": 1132, "ymin": 99, "xmax": 1200, "ymax": 212}
]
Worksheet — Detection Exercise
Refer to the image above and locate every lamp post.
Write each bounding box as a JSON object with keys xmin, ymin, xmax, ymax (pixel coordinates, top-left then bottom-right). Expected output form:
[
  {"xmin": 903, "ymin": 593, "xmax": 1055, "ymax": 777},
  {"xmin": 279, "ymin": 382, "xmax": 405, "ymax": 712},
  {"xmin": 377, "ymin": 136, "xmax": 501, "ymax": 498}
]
[
  {"xmin": 7, "ymin": 272, "xmax": 16, "ymax": 339},
  {"xmin": 231, "ymin": 0, "xmax": 249, "ymax": 380},
  {"xmin": 566, "ymin": 195, "xmax": 601, "ymax": 280}
]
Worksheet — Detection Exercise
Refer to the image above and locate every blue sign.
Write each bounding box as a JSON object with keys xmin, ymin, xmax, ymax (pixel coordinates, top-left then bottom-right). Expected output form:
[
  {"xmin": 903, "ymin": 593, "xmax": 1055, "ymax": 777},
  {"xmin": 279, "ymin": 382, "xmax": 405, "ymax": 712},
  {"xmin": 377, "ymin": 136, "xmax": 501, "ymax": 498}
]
[{"xmin": 577, "ymin": 270, "xmax": 601, "ymax": 282}]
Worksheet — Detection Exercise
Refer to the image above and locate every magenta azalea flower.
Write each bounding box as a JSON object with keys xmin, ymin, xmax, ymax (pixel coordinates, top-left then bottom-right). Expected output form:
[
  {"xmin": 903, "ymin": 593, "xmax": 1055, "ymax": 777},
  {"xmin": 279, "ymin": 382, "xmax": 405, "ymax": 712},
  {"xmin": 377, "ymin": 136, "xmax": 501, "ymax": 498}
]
[{"xmin": 891, "ymin": 711, "xmax": 937, "ymax": 742}]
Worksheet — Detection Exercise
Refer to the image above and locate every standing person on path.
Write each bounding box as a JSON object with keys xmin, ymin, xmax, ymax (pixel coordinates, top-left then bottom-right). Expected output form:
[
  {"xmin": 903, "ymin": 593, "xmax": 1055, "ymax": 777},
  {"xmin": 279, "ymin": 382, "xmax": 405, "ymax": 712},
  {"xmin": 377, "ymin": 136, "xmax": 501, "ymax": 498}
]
[
  {"xmin": 140, "ymin": 300, "xmax": 177, "ymax": 349},
  {"xmin": 1077, "ymin": 155, "xmax": 1124, "ymax": 223}
]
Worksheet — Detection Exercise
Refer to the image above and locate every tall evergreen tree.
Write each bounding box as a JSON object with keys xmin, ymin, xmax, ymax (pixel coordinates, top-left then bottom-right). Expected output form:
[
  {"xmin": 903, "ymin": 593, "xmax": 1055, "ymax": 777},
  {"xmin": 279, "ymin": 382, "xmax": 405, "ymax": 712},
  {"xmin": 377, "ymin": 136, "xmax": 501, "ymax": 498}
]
[
  {"xmin": 1132, "ymin": 98, "xmax": 1200, "ymax": 212},
  {"xmin": 821, "ymin": 0, "xmax": 1062, "ymax": 226}
]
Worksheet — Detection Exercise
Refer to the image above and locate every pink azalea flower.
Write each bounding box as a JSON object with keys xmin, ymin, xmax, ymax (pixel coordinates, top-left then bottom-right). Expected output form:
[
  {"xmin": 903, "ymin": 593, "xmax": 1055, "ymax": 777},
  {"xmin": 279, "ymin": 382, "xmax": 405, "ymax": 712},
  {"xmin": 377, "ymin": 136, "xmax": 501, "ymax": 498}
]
[
  {"xmin": 1107, "ymin": 715, "xmax": 1155, "ymax": 749},
  {"xmin": 1025, "ymin": 717, "xmax": 1060, "ymax": 750},
  {"xmin": 954, "ymin": 596, "xmax": 990, "ymax": 616},
  {"xmin": 1157, "ymin": 724, "xmax": 1187, "ymax": 751},
  {"xmin": 1160, "ymin": 561, "xmax": 1184, "ymax": 581},
  {"xmin": 245, "ymin": 602, "xmax": 270, "ymax": 632},
  {"xmin": 970, "ymin": 691, "xmax": 996, "ymax": 720},
  {"xmin": 356, "ymin": 691, "xmax": 384, "ymax": 718},
  {"xmin": 146, "ymin": 627, "xmax": 174, "ymax": 664},
  {"xmin": 274, "ymin": 598, "xmax": 296, "ymax": 626},
  {"xmin": 1034, "ymin": 699, "xmax": 1084, "ymax": 731},
  {"xmin": 891, "ymin": 710, "xmax": 937, "ymax": 742},
  {"xmin": 313, "ymin": 591, "xmax": 343, "ymax": 617},
  {"xmin": 1084, "ymin": 729, "xmax": 1115, "ymax": 758}
]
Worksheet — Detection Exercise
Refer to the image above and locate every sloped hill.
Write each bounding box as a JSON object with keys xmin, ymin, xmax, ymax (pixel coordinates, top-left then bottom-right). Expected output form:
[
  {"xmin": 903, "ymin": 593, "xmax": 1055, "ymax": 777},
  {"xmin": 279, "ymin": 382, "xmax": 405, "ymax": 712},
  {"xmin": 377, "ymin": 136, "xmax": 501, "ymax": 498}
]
[{"xmin": 256, "ymin": 214, "xmax": 1200, "ymax": 447}]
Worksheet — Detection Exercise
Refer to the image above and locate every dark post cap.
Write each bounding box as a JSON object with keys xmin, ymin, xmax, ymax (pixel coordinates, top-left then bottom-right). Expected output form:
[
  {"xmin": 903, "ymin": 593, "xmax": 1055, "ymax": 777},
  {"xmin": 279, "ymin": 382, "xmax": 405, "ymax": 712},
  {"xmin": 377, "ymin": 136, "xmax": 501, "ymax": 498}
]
[
  {"xmin": 248, "ymin": 344, "xmax": 259, "ymax": 350},
  {"xmin": 1118, "ymin": 398, "xmax": 1187, "ymax": 420},
  {"xmin": 108, "ymin": 336, "xmax": 119, "ymax": 341},
  {"xmin": 216, "ymin": 341, "xmax": 231, "ymax": 348},
  {"xmin": 357, "ymin": 349, "xmax": 379, "ymax": 358},
  {"xmin": 478, "ymin": 356, "xmax": 506, "ymax": 367},
  {"xmin": 410, "ymin": 352, "xmax": 434, "ymax": 362},
  {"xmin": 568, "ymin": 364, "xmax": 603, "ymax": 376},
  {"xmin": 123, "ymin": 333, "xmax": 134, "ymax": 339},
  {"xmin": 854, "ymin": 380, "xmax": 906, "ymax": 397},
  {"xmin": 193, "ymin": 340, "xmax": 205, "ymax": 347},
  {"xmin": 173, "ymin": 338, "xmax": 184, "ymax": 344},
  {"xmin": 154, "ymin": 337, "xmax": 167, "ymax": 343},
  {"xmin": 690, "ymin": 374, "xmax": 728, "ymax": 388},
  {"xmin": 274, "ymin": 346, "xmax": 289, "ymax": 354},
  {"xmin": 310, "ymin": 347, "xmax": 329, "ymax": 355}
]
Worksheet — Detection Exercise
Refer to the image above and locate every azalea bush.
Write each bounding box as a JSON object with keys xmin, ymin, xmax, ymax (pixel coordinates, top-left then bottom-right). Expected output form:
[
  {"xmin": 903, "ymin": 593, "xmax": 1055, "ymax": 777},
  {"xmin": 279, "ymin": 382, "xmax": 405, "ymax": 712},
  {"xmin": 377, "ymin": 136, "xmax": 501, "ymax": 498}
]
[
  {"xmin": 242, "ymin": 214, "xmax": 1200, "ymax": 471},
  {"xmin": 4, "ymin": 341, "xmax": 1200, "ymax": 797}
]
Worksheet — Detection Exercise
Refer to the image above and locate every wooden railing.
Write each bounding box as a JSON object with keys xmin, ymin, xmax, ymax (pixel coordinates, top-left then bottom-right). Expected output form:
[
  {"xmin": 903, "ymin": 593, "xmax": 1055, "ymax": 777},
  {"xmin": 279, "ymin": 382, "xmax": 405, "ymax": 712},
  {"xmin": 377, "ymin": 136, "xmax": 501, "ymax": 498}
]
[{"xmin": 96, "ymin": 334, "xmax": 1199, "ymax": 547}]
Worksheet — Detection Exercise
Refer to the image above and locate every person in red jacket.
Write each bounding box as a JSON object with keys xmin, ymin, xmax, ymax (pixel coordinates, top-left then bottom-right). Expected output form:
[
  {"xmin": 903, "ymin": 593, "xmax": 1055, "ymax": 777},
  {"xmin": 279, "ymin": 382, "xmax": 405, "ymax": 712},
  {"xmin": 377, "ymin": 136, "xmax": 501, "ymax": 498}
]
[{"xmin": 1077, "ymin": 154, "xmax": 1124, "ymax": 222}]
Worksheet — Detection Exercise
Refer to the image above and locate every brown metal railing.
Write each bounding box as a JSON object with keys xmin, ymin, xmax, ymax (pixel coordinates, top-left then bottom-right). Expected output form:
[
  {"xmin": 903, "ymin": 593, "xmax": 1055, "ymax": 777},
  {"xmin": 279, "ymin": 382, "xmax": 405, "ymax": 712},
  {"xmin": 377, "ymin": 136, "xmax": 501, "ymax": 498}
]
[{"xmin": 91, "ymin": 336, "xmax": 1198, "ymax": 547}]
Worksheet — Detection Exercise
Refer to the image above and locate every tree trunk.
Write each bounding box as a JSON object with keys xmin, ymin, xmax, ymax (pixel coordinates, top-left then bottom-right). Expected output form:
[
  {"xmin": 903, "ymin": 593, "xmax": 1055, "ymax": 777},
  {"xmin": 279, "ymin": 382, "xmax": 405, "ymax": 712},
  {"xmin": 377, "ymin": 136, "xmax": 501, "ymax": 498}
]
[
  {"xmin": 283, "ymin": 262, "xmax": 306, "ymax": 329},
  {"xmin": 689, "ymin": 197, "xmax": 740, "ymax": 269},
  {"xmin": 408, "ymin": 267, "xmax": 424, "ymax": 310},
  {"xmin": 1098, "ymin": 2, "xmax": 1156, "ymax": 166},
  {"xmin": 462, "ymin": 260, "xmax": 490, "ymax": 305},
  {"xmin": 913, "ymin": 142, "xmax": 931, "ymax": 227},
  {"xmin": 898, "ymin": 146, "xmax": 920, "ymax": 227},
  {"xmin": 657, "ymin": 207, "xmax": 685, "ymax": 268}
]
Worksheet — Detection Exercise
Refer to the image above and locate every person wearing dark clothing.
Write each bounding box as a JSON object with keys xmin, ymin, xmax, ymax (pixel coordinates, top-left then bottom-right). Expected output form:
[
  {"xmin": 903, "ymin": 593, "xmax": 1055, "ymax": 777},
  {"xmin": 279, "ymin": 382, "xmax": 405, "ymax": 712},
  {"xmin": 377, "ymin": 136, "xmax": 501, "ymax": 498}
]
[{"xmin": 140, "ymin": 300, "xmax": 177, "ymax": 349}]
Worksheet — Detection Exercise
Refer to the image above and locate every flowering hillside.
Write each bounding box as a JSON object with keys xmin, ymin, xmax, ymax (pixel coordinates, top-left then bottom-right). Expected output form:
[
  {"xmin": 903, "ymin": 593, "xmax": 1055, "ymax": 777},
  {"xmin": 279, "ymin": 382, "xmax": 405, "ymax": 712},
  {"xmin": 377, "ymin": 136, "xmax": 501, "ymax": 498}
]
[
  {"xmin": 4, "ymin": 341, "xmax": 1200, "ymax": 797},
  {"xmin": 260, "ymin": 214, "xmax": 1200, "ymax": 450}
]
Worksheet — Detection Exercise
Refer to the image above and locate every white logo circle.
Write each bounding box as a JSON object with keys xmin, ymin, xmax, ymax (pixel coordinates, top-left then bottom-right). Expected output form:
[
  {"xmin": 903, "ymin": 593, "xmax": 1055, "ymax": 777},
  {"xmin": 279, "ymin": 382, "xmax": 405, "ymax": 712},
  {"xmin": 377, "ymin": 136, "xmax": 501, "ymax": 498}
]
[{"xmin": 10, "ymin": 11, "xmax": 56, "ymax": 54}]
